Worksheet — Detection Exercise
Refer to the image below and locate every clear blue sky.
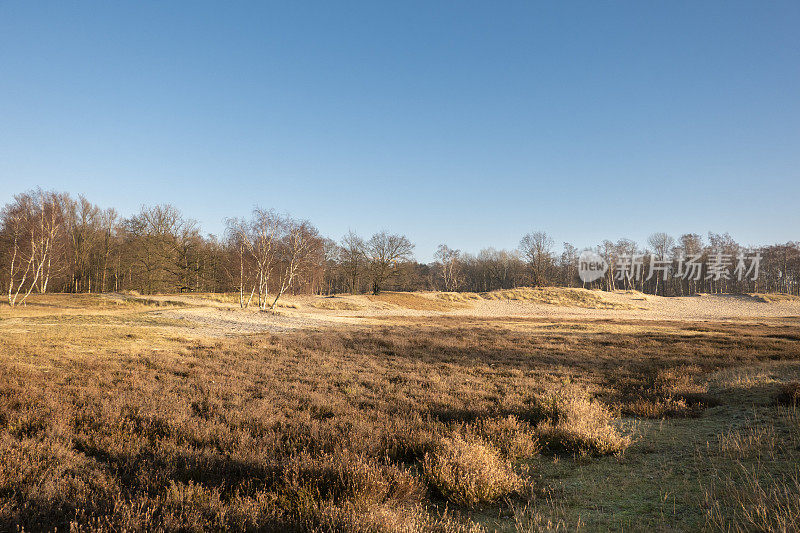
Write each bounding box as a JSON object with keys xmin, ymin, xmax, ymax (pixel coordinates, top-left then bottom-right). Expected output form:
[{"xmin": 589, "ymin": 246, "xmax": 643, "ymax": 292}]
[{"xmin": 1, "ymin": 1, "xmax": 798, "ymax": 261}]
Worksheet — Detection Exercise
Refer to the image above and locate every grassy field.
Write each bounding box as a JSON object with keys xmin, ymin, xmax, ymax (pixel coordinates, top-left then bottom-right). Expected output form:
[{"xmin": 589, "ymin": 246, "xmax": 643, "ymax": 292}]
[{"xmin": 1, "ymin": 293, "xmax": 799, "ymax": 531}]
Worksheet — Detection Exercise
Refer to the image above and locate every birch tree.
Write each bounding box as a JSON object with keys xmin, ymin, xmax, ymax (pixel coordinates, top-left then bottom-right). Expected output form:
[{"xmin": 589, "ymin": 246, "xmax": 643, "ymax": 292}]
[
  {"xmin": 434, "ymin": 244, "xmax": 461, "ymax": 291},
  {"xmin": 2, "ymin": 191, "xmax": 60, "ymax": 306},
  {"xmin": 269, "ymin": 219, "xmax": 322, "ymax": 310}
]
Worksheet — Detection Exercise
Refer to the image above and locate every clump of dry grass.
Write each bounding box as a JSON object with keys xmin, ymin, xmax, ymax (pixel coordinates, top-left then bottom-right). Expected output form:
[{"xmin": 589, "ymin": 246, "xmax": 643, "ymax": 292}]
[
  {"xmin": 702, "ymin": 406, "xmax": 800, "ymax": 532},
  {"xmin": 367, "ymin": 292, "xmax": 464, "ymax": 311},
  {"xmin": 624, "ymin": 395, "xmax": 695, "ymax": 418},
  {"xmin": 775, "ymin": 381, "xmax": 800, "ymax": 406},
  {"xmin": 127, "ymin": 296, "xmax": 190, "ymax": 307},
  {"xmin": 472, "ymin": 416, "xmax": 539, "ymax": 461},
  {"xmin": 436, "ymin": 292, "xmax": 483, "ymax": 302},
  {"xmin": 616, "ymin": 365, "xmax": 718, "ymax": 418},
  {"xmin": 191, "ymin": 292, "xmax": 241, "ymax": 304},
  {"xmin": 422, "ymin": 435, "xmax": 522, "ymax": 508},
  {"xmin": 532, "ymin": 390, "xmax": 631, "ymax": 456},
  {"xmin": 310, "ymin": 298, "xmax": 364, "ymax": 311},
  {"xmin": 717, "ymin": 424, "xmax": 779, "ymax": 459},
  {"xmin": 435, "ymin": 287, "xmax": 632, "ymax": 309},
  {"xmin": 613, "ymin": 289, "xmax": 650, "ymax": 300},
  {"xmin": 749, "ymin": 293, "xmax": 800, "ymax": 303},
  {"xmin": 181, "ymin": 292, "xmax": 299, "ymax": 309},
  {"xmin": 511, "ymin": 499, "xmax": 575, "ymax": 532},
  {"xmin": 704, "ymin": 463, "xmax": 800, "ymax": 532}
]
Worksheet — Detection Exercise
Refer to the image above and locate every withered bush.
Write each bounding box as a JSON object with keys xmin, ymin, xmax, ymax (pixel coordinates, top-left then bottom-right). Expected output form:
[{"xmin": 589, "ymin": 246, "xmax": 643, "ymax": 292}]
[
  {"xmin": 422, "ymin": 435, "xmax": 522, "ymax": 508},
  {"xmin": 532, "ymin": 390, "xmax": 631, "ymax": 456},
  {"xmin": 775, "ymin": 381, "xmax": 800, "ymax": 406},
  {"xmin": 470, "ymin": 416, "xmax": 539, "ymax": 461}
]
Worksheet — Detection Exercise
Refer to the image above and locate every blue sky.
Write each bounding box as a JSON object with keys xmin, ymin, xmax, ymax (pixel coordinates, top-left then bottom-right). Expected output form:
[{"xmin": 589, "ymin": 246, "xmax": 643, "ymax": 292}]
[{"xmin": 1, "ymin": 1, "xmax": 798, "ymax": 261}]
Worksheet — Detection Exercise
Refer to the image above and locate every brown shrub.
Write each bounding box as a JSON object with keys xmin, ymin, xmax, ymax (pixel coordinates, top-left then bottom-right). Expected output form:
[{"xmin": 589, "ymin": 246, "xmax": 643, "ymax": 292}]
[
  {"xmin": 422, "ymin": 435, "xmax": 522, "ymax": 508},
  {"xmin": 616, "ymin": 365, "xmax": 719, "ymax": 418},
  {"xmin": 471, "ymin": 416, "xmax": 539, "ymax": 461},
  {"xmin": 533, "ymin": 390, "xmax": 631, "ymax": 456},
  {"xmin": 775, "ymin": 381, "xmax": 800, "ymax": 406}
]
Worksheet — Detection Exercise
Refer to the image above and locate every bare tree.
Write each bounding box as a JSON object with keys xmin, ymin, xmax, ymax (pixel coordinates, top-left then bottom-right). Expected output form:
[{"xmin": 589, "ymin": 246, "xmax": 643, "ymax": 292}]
[
  {"xmin": 340, "ymin": 230, "xmax": 366, "ymax": 294},
  {"xmin": 225, "ymin": 221, "xmax": 257, "ymax": 308},
  {"xmin": 520, "ymin": 231, "xmax": 553, "ymax": 287},
  {"xmin": 614, "ymin": 238, "xmax": 638, "ymax": 291},
  {"xmin": 647, "ymin": 232, "xmax": 675, "ymax": 295},
  {"xmin": 3, "ymin": 196, "xmax": 38, "ymax": 306},
  {"xmin": 365, "ymin": 231, "xmax": 414, "ymax": 294},
  {"xmin": 226, "ymin": 210, "xmax": 323, "ymax": 310},
  {"xmin": 34, "ymin": 191, "xmax": 63, "ymax": 294},
  {"xmin": 2, "ymin": 190, "xmax": 60, "ymax": 306},
  {"xmin": 560, "ymin": 242, "xmax": 579, "ymax": 287},
  {"xmin": 122, "ymin": 205, "xmax": 196, "ymax": 294},
  {"xmin": 475, "ymin": 248, "xmax": 524, "ymax": 290},
  {"xmin": 225, "ymin": 208, "xmax": 282, "ymax": 310},
  {"xmin": 706, "ymin": 232, "xmax": 739, "ymax": 294},
  {"xmin": 64, "ymin": 195, "xmax": 101, "ymax": 292},
  {"xmin": 98, "ymin": 208, "xmax": 118, "ymax": 292},
  {"xmin": 675, "ymin": 233, "xmax": 703, "ymax": 295},
  {"xmin": 269, "ymin": 219, "xmax": 322, "ymax": 310},
  {"xmin": 434, "ymin": 244, "xmax": 461, "ymax": 291}
]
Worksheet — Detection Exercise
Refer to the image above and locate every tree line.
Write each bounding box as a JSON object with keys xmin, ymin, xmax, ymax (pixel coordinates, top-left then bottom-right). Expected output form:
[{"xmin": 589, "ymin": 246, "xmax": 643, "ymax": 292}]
[{"xmin": 2, "ymin": 188, "xmax": 799, "ymax": 307}]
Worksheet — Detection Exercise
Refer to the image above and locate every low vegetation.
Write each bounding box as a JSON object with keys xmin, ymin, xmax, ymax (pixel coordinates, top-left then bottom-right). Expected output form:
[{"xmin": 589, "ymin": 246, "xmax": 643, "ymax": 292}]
[
  {"xmin": 422, "ymin": 435, "xmax": 522, "ymax": 508},
  {"xmin": 750, "ymin": 293, "xmax": 800, "ymax": 303},
  {"xmin": 435, "ymin": 287, "xmax": 634, "ymax": 309},
  {"xmin": 309, "ymin": 298, "xmax": 364, "ymax": 311},
  {"xmin": 703, "ymin": 404, "xmax": 800, "ymax": 531},
  {"xmin": 368, "ymin": 292, "xmax": 465, "ymax": 311},
  {"xmin": 0, "ymin": 294, "xmax": 799, "ymax": 530}
]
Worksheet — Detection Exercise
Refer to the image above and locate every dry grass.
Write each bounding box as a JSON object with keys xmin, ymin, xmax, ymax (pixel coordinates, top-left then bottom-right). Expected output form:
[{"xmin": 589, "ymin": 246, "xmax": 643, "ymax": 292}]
[
  {"xmin": 435, "ymin": 287, "xmax": 634, "ymax": 309},
  {"xmin": 704, "ymin": 465, "xmax": 800, "ymax": 532},
  {"xmin": 193, "ymin": 292, "xmax": 299, "ymax": 309},
  {"xmin": 422, "ymin": 435, "xmax": 522, "ymax": 508},
  {"xmin": 367, "ymin": 292, "xmax": 465, "ymax": 311},
  {"xmin": 309, "ymin": 298, "xmax": 364, "ymax": 311},
  {"xmin": 703, "ymin": 405, "xmax": 800, "ymax": 532},
  {"xmin": 0, "ymin": 293, "xmax": 173, "ymax": 320},
  {"xmin": 775, "ymin": 381, "xmax": 800, "ymax": 406},
  {"xmin": 613, "ymin": 289, "xmax": 650, "ymax": 300},
  {"xmin": 1, "ymin": 294, "xmax": 800, "ymax": 530},
  {"xmin": 511, "ymin": 499, "xmax": 575, "ymax": 532},
  {"xmin": 615, "ymin": 365, "xmax": 718, "ymax": 418},
  {"xmin": 470, "ymin": 416, "xmax": 539, "ymax": 462},
  {"xmin": 749, "ymin": 292, "xmax": 800, "ymax": 303},
  {"xmin": 532, "ymin": 390, "xmax": 631, "ymax": 456},
  {"xmin": 0, "ymin": 308, "xmax": 638, "ymax": 530}
]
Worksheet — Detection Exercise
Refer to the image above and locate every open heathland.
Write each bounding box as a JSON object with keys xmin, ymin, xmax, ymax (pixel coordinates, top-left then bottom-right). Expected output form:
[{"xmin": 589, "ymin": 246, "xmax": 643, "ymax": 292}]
[{"xmin": 1, "ymin": 289, "xmax": 799, "ymax": 531}]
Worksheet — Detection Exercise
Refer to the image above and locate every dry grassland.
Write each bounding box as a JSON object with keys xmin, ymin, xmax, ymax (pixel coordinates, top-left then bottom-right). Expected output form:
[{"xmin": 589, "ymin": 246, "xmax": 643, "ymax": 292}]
[
  {"xmin": 1, "ymin": 291, "xmax": 799, "ymax": 531},
  {"xmin": 434, "ymin": 287, "xmax": 634, "ymax": 309}
]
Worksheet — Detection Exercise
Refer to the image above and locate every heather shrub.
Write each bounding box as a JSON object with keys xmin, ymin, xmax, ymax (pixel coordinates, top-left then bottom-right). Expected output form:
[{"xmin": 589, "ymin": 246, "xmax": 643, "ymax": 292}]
[
  {"xmin": 422, "ymin": 435, "xmax": 522, "ymax": 507},
  {"xmin": 775, "ymin": 381, "xmax": 800, "ymax": 406},
  {"xmin": 472, "ymin": 416, "xmax": 539, "ymax": 461},
  {"xmin": 533, "ymin": 390, "xmax": 631, "ymax": 456}
]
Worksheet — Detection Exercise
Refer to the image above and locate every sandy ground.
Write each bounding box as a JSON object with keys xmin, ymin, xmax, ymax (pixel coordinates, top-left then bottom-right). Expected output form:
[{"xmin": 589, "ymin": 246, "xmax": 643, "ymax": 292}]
[{"xmin": 124, "ymin": 290, "xmax": 800, "ymax": 337}]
